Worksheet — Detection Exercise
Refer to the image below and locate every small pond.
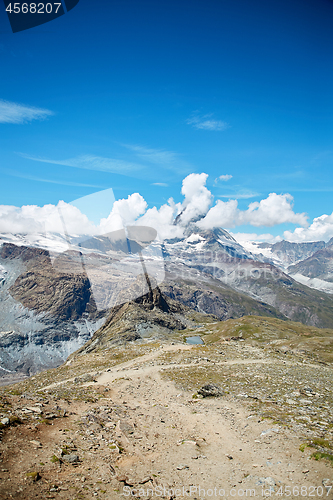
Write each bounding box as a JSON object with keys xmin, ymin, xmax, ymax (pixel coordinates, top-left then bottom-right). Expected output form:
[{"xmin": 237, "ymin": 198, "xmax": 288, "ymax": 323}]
[{"xmin": 186, "ymin": 336, "xmax": 204, "ymax": 345}]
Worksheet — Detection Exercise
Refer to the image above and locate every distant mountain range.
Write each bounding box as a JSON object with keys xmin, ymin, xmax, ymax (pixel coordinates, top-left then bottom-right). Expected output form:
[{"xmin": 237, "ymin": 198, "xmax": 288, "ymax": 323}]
[
  {"xmin": 242, "ymin": 237, "xmax": 333, "ymax": 294},
  {"xmin": 0, "ymin": 222, "xmax": 333, "ymax": 381}
]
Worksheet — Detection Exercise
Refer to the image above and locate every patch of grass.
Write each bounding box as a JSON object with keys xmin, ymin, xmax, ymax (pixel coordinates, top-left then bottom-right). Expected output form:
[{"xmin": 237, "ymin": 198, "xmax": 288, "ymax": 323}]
[
  {"xmin": 311, "ymin": 438, "xmax": 332, "ymax": 449},
  {"xmin": 39, "ymin": 418, "xmax": 52, "ymax": 425},
  {"xmin": 9, "ymin": 415, "xmax": 22, "ymax": 426},
  {"xmin": 26, "ymin": 471, "xmax": 40, "ymax": 481},
  {"xmin": 299, "ymin": 443, "xmax": 308, "ymax": 452},
  {"xmin": 50, "ymin": 455, "xmax": 60, "ymax": 463},
  {"xmin": 311, "ymin": 451, "xmax": 333, "ymax": 464}
]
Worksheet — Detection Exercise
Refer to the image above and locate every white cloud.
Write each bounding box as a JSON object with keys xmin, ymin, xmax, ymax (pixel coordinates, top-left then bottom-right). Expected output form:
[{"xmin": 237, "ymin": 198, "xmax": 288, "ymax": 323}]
[
  {"xmin": 152, "ymin": 182, "xmax": 168, "ymax": 187},
  {"xmin": 218, "ymin": 191, "xmax": 259, "ymax": 199},
  {"xmin": 197, "ymin": 199, "xmax": 238, "ymax": 229},
  {"xmin": 0, "ymin": 202, "xmax": 96, "ymax": 235},
  {"xmin": 241, "ymin": 193, "xmax": 308, "ymax": 227},
  {"xmin": 197, "ymin": 192, "xmax": 308, "ymax": 229},
  {"xmin": 284, "ymin": 212, "xmax": 333, "ymax": 242},
  {"xmin": 137, "ymin": 198, "xmax": 183, "ymax": 240},
  {"xmin": 99, "ymin": 193, "xmax": 147, "ymax": 233},
  {"xmin": 218, "ymin": 174, "xmax": 233, "ymax": 182},
  {"xmin": 179, "ymin": 173, "xmax": 213, "ymax": 225},
  {"xmin": 0, "ymin": 175, "xmax": 317, "ymax": 242},
  {"xmin": 187, "ymin": 114, "xmax": 229, "ymax": 131},
  {"xmin": 213, "ymin": 174, "xmax": 233, "ymax": 186},
  {"xmin": 0, "ymin": 99, "xmax": 53, "ymax": 124}
]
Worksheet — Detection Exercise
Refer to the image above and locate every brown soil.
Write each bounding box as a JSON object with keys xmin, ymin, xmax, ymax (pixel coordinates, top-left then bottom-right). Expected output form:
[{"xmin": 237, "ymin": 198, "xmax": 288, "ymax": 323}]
[{"xmin": 0, "ymin": 343, "xmax": 332, "ymax": 499}]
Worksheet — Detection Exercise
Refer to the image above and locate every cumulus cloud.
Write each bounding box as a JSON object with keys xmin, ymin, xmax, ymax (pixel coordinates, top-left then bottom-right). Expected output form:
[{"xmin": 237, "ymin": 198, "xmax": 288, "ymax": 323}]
[
  {"xmin": 197, "ymin": 192, "xmax": 308, "ymax": 229},
  {"xmin": 0, "ymin": 202, "xmax": 96, "ymax": 235},
  {"xmin": 99, "ymin": 193, "xmax": 147, "ymax": 233},
  {"xmin": 197, "ymin": 199, "xmax": 238, "ymax": 229},
  {"xmin": 0, "ymin": 174, "xmax": 316, "ymax": 243},
  {"xmin": 137, "ymin": 198, "xmax": 183, "ymax": 240},
  {"xmin": 179, "ymin": 173, "xmax": 213, "ymax": 225},
  {"xmin": 242, "ymin": 193, "xmax": 308, "ymax": 227},
  {"xmin": 284, "ymin": 212, "xmax": 333, "ymax": 242},
  {"xmin": 187, "ymin": 114, "xmax": 229, "ymax": 131},
  {"xmin": 0, "ymin": 99, "xmax": 53, "ymax": 124}
]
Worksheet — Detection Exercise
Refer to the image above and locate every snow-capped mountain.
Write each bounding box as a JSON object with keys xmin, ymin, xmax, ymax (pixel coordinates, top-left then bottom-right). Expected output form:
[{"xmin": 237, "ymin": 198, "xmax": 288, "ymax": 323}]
[{"xmin": 1, "ymin": 223, "xmax": 333, "ymax": 383}]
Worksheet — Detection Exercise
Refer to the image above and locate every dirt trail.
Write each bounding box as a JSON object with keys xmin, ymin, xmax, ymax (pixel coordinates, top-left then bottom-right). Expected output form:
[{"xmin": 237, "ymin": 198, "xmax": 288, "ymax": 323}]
[
  {"xmin": 0, "ymin": 342, "xmax": 332, "ymax": 499},
  {"xmin": 40, "ymin": 344, "xmax": 193, "ymax": 391},
  {"xmin": 95, "ymin": 361, "xmax": 331, "ymax": 498}
]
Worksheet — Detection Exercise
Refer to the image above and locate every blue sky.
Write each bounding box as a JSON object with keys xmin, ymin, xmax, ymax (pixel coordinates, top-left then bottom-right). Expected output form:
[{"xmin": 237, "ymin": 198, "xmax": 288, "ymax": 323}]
[{"xmin": 0, "ymin": 0, "xmax": 332, "ymax": 241}]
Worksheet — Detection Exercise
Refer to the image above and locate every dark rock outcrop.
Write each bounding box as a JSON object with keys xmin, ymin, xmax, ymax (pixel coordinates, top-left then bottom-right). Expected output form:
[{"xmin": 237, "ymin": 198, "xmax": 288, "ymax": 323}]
[
  {"xmin": 74, "ymin": 276, "xmax": 202, "ymax": 355},
  {"xmin": 1, "ymin": 243, "xmax": 97, "ymax": 320},
  {"xmin": 198, "ymin": 384, "xmax": 224, "ymax": 398}
]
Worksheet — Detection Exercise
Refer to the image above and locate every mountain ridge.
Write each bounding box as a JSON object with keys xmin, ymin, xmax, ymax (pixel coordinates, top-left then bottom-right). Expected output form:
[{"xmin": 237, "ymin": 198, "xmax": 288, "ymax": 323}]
[{"xmin": 1, "ymin": 223, "xmax": 333, "ymax": 381}]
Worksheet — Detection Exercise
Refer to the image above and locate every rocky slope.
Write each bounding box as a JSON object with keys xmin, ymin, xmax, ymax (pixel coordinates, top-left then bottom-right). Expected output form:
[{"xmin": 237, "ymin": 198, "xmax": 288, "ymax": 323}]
[
  {"xmin": 74, "ymin": 276, "xmax": 216, "ymax": 356},
  {"xmin": 160, "ymin": 276, "xmax": 286, "ymax": 321},
  {"xmin": 0, "ymin": 243, "xmax": 104, "ymax": 379},
  {"xmin": 255, "ymin": 240, "xmax": 327, "ymax": 268},
  {"xmin": 288, "ymin": 247, "xmax": 333, "ymax": 282},
  {"xmin": 1, "ymin": 223, "xmax": 333, "ymax": 382},
  {"xmin": 163, "ymin": 245, "xmax": 333, "ymax": 328}
]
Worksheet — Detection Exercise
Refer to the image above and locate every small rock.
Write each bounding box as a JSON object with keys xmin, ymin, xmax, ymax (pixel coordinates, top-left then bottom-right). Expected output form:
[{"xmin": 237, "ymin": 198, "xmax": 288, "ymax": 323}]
[
  {"xmin": 198, "ymin": 384, "xmax": 224, "ymax": 398},
  {"xmin": 62, "ymin": 454, "xmax": 79, "ymax": 464},
  {"xmin": 260, "ymin": 428, "xmax": 279, "ymax": 436},
  {"xmin": 119, "ymin": 420, "xmax": 134, "ymax": 435},
  {"xmin": 226, "ymin": 454, "xmax": 233, "ymax": 460},
  {"xmin": 1, "ymin": 418, "xmax": 9, "ymax": 426},
  {"xmin": 301, "ymin": 387, "xmax": 314, "ymax": 394},
  {"xmin": 116, "ymin": 475, "xmax": 134, "ymax": 486},
  {"xmin": 26, "ymin": 406, "xmax": 42, "ymax": 414},
  {"xmin": 117, "ymin": 475, "xmax": 128, "ymax": 483},
  {"xmin": 302, "ymin": 469, "xmax": 309, "ymax": 474},
  {"xmin": 74, "ymin": 373, "xmax": 95, "ymax": 384},
  {"xmin": 30, "ymin": 440, "xmax": 42, "ymax": 448},
  {"xmin": 177, "ymin": 464, "xmax": 189, "ymax": 470},
  {"xmin": 104, "ymin": 422, "xmax": 115, "ymax": 428},
  {"xmin": 139, "ymin": 476, "xmax": 151, "ymax": 484}
]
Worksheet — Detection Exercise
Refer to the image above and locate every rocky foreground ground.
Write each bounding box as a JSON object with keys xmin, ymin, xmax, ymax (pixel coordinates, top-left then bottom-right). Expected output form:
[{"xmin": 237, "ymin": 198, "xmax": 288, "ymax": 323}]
[{"xmin": 0, "ymin": 316, "xmax": 332, "ymax": 500}]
